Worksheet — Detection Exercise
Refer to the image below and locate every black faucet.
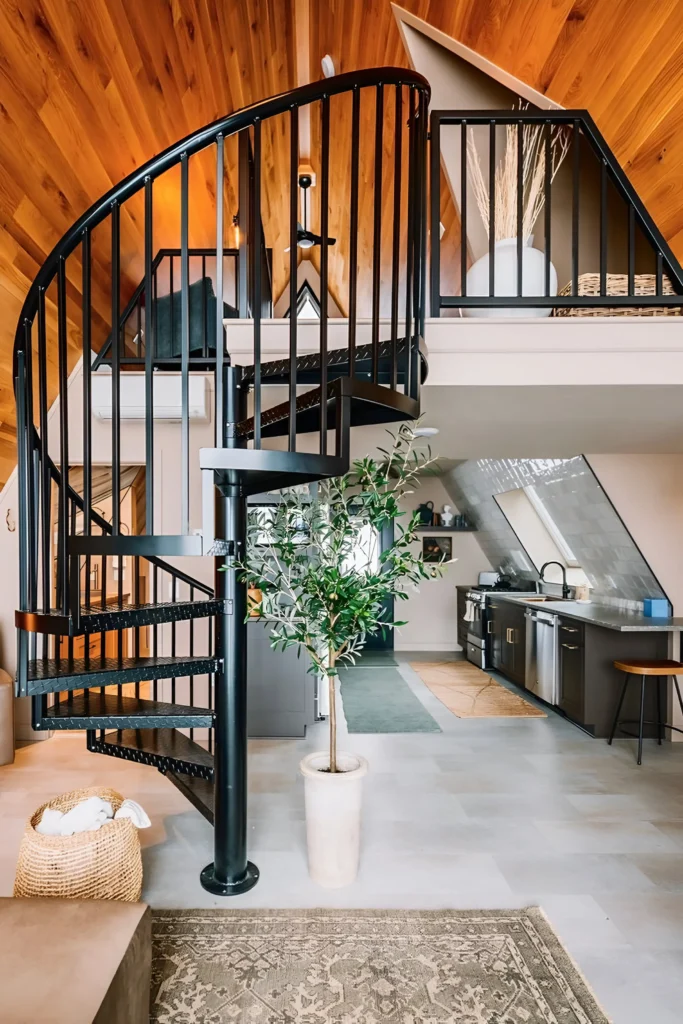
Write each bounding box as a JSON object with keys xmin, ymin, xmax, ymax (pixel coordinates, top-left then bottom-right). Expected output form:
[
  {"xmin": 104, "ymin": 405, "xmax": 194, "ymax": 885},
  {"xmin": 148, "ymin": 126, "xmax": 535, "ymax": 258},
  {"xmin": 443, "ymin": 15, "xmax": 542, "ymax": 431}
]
[{"xmin": 539, "ymin": 561, "xmax": 571, "ymax": 599}]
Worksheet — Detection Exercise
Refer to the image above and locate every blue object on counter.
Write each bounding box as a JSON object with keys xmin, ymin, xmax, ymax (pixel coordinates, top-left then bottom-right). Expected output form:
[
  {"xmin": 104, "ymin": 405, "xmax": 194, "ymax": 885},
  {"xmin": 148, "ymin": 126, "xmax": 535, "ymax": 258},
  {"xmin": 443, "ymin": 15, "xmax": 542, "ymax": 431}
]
[{"xmin": 643, "ymin": 598, "xmax": 669, "ymax": 618}]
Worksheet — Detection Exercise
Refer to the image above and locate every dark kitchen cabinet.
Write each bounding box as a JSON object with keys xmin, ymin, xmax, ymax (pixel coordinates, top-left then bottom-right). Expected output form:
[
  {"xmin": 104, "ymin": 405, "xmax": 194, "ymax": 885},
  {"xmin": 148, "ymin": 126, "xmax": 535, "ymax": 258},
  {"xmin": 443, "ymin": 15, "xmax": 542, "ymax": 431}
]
[
  {"xmin": 489, "ymin": 600, "xmax": 526, "ymax": 685},
  {"xmin": 503, "ymin": 602, "xmax": 527, "ymax": 686},
  {"xmin": 558, "ymin": 616, "xmax": 585, "ymax": 722}
]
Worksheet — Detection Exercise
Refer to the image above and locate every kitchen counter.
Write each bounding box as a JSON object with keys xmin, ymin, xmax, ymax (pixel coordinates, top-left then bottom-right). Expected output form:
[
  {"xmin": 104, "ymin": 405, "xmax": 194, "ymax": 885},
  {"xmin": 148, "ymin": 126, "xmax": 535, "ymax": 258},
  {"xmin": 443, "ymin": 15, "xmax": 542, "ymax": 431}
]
[{"xmin": 493, "ymin": 593, "xmax": 683, "ymax": 632}]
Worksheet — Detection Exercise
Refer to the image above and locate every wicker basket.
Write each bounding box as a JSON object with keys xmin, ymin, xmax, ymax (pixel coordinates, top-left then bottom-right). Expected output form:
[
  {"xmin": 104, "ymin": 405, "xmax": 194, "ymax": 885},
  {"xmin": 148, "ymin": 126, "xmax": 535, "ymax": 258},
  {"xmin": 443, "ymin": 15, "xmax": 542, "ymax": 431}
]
[
  {"xmin": 554, "ymin": 273, "xmax": 681, "ymax": 317},
  {"xmin": 13, "ymin": 787, "xmax": 142, "ymax": 902}
]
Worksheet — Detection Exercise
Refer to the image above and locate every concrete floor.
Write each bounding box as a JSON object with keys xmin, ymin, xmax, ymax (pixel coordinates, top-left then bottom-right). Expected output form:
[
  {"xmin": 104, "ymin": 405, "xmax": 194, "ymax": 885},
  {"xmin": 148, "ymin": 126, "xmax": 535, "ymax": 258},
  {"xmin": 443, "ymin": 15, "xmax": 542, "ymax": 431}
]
[{"xmin": 2, "ymin": 653, "xmax": 683, "ymax": 1023}]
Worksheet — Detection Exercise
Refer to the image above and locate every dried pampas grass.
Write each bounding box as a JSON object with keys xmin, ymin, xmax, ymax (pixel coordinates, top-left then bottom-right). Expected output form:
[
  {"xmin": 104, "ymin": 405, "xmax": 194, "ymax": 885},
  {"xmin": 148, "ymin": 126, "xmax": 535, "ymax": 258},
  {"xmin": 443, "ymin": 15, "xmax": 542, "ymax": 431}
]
[{"xmin": 467, "ymin": 105, "xmax": 570, "ymax": 244}]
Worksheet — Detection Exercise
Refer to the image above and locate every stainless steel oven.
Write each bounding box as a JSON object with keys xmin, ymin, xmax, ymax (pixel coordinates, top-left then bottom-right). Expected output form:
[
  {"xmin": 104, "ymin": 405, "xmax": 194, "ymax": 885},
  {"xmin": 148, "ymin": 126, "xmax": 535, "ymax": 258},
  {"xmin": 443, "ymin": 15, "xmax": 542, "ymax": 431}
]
[{"xmin": 465, "ymin": 590, "xmax": 487, "ymax": 668}]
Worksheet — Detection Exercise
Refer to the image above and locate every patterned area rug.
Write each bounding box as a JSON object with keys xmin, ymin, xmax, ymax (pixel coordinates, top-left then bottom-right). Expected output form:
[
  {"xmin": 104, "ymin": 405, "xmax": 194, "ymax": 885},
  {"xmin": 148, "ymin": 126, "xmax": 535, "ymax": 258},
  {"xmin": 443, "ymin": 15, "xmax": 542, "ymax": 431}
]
[
  {"xmin": 151, "ymin": 908, "xmax": 608, "ymax": 1022},
  {"xmin": 411, "ymin": 660, "xmax": 546, "ymax": 718}
]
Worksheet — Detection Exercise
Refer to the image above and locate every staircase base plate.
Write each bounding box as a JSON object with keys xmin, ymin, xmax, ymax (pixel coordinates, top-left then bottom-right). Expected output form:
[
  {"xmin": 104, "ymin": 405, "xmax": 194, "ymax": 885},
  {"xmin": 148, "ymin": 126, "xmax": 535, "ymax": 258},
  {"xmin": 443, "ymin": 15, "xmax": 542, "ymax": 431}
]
[{"xmin": 200, "ymin": 861, "xmax": 260, "ymax": 896}]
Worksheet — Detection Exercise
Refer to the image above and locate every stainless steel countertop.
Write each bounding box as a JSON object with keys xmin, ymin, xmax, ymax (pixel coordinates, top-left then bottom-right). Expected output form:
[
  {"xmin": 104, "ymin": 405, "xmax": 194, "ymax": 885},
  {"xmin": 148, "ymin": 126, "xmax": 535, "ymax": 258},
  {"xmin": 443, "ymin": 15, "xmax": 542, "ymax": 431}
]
[{"xmin": 490, "ymin": 593, "xmax": 683, "ymax": 632}]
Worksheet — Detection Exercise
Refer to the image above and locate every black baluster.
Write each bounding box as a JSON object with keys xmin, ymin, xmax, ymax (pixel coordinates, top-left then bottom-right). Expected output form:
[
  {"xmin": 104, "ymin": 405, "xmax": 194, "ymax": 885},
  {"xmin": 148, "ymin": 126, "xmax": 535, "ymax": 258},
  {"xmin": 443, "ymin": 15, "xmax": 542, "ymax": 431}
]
[
  {"xmin": 251, "ymin": 120, "xmax": 262, "ymax": 448},
  {"xmin": 171, "ymin": 576, "xmax": 177, "ymax": 704},
  {"xmin": 153, "ymin": 564, "xmax": 158, "ymax": 700},
  {"xmin": 572, "ymin": 121, "xmax": 580, "ymax": 297},
  {"xmin": 189, "ymin": 584, "xmax": 195, "ymax": 739},
  {"xmin": 37, "ymin": 288, "xmax": 50, "ymax": 615},
  {"xmin": 180, "ymin": 152, "xmax": 190, "ymax": 534},
  {"xmin": 516, "ymin": 122, "xmax": 523, "ymax": 298},
  {"xmin": 600, "ymin": 158, "xmax": 608, "ymax": 296},
  {"xmin": 320, "ymin": 95, "xmax": 330, "ymax": 451},
  {"xmin": 371, "ymin": 84, "xmax": 383, "ymax": 385},
  {"xmin": 83, "ymin": 231, "xmax": 92, "ymax": 613},
  {"xmin": 460, "ymin": 120, "xmax": 468, "ymax": 300},
  {"xmin": 391, "ymin": 85, "xmax": 402, "ymax": 385},
  {"xmin": 628, "ymin": 205, "xmax": 636, "ymax": 297},
  {"xmin": 57, "ymin": 257, "xmax": 69, "ymax": 614},
  {"xmin": 544, "ymin": 124, "xmax": 551, "ymax": 297},
  {"xmin": 144, "ymin": 178, "xmax": 154, "ymax": 533},
  {"xmin": 429, "ymin": 108, "xmax": 441, "ymax": 318},
  {"xmin": 656, "ymin": 250, "xmax": 663, "ymax": 296},
  {"xmin": 112, "ymin": 204, "xmax": 121, "ymax": 538},
  {"xmin": 489, "ymin": 121, "xmax": 496, "ymax": 297},
  {"xmin": 289, "ymin": 107, "xmax": 298, "ymax": 451},
  {"xmin": 404, "ymin": 90, "xmax": 416, "ymax": 399},
  {"xmin": 348, "ymin": 87, "xmax": 360, "ymax": 379},
  {"xmin": 215, "ymin": 135, "xmax": 225, "ymax": 447}
]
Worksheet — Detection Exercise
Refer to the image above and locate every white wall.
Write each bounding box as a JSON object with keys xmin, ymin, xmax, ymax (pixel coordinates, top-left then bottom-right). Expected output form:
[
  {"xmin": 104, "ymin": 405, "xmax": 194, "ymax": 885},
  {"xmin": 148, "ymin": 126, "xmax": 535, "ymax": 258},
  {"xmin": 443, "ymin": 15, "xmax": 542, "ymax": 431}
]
[
  {"xmin": 394, "ymin": 476, "xmax": 491, "ymax": 651},
  {"xmin": 587, "ymin": 453, "xmax": 683, "ymax": 737}
]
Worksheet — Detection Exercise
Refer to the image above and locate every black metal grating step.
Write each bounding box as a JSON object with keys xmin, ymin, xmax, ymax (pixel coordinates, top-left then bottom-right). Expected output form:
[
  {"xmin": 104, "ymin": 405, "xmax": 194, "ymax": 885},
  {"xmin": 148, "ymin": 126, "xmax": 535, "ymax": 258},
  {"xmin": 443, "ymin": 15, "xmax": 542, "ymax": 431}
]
[
  {"xmin": 89, "ymin": 728, "xmax": 214, "ymax": 779},
  {"xmin": 26, "ymin": 655, "xmax": 219, "ymax": 696},
  {"xmin": 41, "ymin": 693, "xmax": 213, "ymax": 730},
  {"xmin": 165, "ymin": 770, "xmax": 214, "ymax": 824},
  {"xmin": 17, "ymin": 599, "xmax": 223, "ymax": 637}
]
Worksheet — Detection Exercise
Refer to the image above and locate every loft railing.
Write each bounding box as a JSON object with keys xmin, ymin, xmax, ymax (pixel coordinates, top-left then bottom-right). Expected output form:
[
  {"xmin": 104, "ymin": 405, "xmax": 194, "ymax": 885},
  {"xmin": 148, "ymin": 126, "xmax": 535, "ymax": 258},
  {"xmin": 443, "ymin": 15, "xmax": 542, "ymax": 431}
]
[
  {"xmin": 14, "ymin": 67, "xmax": 430, "ymax": 640},
  {"xmin": 91, "ymin": 248, "xmax": 247, "ymax": 371},
  {"xmin": 429, "ymin": 109, "xmax": 683, "ymax": 316}
]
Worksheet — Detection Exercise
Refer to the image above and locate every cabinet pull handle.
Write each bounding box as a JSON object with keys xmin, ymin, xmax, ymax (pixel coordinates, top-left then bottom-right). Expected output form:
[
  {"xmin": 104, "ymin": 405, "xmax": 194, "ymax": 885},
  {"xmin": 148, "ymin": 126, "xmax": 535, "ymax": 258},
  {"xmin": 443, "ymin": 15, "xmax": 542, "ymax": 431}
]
[
  {"xmin": 487, "ymin": 621, "xmax": 493, "ymax": 634},
  {"xmin": 506, "ymin": 627, "xmax": 514, "ymax": 643},
  {"xmin": 561, "ymin": 626, "xmax": 579, "ymax": 632},
  {"xmin": 561, "ymin": 643, "xmax": 579, "ymax": 650}
]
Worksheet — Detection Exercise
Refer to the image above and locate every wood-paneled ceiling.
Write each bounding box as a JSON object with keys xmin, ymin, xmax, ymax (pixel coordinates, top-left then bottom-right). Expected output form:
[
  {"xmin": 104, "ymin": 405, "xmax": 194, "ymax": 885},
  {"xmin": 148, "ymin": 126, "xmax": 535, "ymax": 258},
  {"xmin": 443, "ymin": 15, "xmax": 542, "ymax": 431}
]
[{"xmin": 2, "ymin": 0, "xmax": 683, "ymax": 485}]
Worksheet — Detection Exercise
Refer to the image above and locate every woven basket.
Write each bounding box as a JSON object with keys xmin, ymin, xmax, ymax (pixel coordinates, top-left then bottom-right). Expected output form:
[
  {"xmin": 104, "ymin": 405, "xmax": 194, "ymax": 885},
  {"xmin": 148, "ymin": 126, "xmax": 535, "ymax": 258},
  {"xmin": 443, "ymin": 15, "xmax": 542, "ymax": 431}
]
[
  {"xmin": 13, "ymin": 786, "xmax": 142, "ymax": 902},
  {"xmin": 554, "ymin": 273, "xmax": 681, "ymax": 317}
]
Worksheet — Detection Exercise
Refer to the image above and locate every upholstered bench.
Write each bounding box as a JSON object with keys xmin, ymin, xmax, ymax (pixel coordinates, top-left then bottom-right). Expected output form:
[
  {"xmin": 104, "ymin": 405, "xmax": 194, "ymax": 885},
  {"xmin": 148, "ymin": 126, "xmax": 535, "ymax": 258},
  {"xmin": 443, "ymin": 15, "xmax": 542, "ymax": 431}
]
[{"xmin": 0, "ymin": 897, "xmax": 150, "ymax": 1023}]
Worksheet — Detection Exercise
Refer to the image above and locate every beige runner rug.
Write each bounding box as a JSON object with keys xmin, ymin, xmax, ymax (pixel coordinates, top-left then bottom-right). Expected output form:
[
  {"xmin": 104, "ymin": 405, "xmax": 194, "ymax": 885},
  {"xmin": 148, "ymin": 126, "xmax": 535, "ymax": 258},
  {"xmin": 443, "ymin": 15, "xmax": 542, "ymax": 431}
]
[{"xmin": 411, "ymin": 660, "xmax": 546, "ymax": 718}]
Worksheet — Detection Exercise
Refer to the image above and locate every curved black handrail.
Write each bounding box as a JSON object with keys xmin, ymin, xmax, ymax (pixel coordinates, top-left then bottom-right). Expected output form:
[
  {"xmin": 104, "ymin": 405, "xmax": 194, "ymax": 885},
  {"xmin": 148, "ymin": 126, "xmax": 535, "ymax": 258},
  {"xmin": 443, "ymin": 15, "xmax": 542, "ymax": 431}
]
[{"xmin": 13, "ymin": 66, "xmax": 429, "ymax": 354}]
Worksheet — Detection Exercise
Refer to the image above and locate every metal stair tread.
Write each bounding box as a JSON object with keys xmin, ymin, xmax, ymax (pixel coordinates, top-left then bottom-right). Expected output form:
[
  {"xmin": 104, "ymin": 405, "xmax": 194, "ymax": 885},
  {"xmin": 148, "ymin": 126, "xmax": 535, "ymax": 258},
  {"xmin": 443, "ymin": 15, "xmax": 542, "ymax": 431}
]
[
  {"xmin": 165, "ymin": 770, "xmax": 214, "ymax": 824},
  {"xmin": 95, "ymin": 728, "xmax": 214, "ymax": 776},
  {"xmin": 242, "ymin": 336, "xmax": 428, "ymax": 385},
  {"xmin": 26, "ymin": 654, "xmax": 219, "ymax": 695},
  {"xmin": 18, "ymin": 599, "xmax": 223, "ymax": 636},
  {"xmin": 42, "ymin": 693, "xmax": 214, "ymax": 729}
]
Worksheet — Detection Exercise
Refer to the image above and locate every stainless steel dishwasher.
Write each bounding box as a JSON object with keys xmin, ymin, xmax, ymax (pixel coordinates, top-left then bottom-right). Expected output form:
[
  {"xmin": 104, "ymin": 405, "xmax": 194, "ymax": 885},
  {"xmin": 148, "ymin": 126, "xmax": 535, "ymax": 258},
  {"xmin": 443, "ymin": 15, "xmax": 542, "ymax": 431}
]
[{"xmin": 525, "ymin": 608, "xmax": 559, "ymax": 704}]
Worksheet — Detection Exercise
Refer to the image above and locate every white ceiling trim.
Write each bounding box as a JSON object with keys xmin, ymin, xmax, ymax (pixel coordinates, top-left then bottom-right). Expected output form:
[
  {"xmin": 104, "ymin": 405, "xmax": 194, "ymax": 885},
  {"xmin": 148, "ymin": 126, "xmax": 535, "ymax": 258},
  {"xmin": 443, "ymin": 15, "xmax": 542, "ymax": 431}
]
[{"xmin": 390, "ymin": 3, "xmax": 562, "ymax": 111}]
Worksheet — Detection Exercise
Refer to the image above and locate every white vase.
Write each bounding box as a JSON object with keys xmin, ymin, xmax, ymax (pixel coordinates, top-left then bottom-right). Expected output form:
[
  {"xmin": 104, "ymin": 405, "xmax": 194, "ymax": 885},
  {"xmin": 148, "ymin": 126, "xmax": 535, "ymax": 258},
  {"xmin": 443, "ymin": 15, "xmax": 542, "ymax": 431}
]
[
  {"xmin": 464, "ymin": 237, "xmax": 557, "ymax": 318},
  {"xmin": 300, "ymin": 751, "xmax": 368, "ymax": 888}
]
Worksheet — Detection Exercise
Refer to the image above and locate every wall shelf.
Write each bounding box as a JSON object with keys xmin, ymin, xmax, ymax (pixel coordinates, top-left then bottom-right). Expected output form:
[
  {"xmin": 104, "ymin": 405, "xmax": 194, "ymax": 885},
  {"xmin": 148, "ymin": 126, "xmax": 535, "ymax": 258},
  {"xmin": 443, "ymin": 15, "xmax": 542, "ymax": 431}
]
[{"xmin": 414, "ymin": 525, "xmax": 476, "ymax": 532}]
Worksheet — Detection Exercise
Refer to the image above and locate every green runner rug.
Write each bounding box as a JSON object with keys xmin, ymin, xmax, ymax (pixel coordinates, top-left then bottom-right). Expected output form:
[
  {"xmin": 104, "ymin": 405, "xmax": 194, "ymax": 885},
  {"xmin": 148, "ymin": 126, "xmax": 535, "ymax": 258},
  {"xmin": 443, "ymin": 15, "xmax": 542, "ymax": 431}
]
[{"xmin": 339, "ymin": 666, "xmax": 441, "ymax": 733}]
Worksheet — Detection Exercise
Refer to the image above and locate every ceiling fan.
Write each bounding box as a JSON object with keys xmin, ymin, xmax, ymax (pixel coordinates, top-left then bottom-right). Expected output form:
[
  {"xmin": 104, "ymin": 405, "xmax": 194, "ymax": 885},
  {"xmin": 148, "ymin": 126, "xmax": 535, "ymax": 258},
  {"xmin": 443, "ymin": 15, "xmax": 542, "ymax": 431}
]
[{"xmin": 284, "ymin": 174, "xmax": 336, "ymax": 251}]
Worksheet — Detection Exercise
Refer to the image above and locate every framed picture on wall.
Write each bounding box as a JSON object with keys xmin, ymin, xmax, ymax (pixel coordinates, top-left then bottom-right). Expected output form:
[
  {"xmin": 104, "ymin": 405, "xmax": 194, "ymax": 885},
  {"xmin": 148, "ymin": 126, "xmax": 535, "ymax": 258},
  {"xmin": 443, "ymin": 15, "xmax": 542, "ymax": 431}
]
[{"xmin": 422, "ymin": 536, "xmax": 452, "ymax": 562}]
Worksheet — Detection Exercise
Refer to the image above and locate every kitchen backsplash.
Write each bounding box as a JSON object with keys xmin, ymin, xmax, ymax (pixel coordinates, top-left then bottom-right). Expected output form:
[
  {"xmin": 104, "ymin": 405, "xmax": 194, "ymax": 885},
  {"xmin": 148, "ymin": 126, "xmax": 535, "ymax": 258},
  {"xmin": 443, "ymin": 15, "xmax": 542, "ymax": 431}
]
[{"xmin": 443, "ymin": 457, "xmax": 668, "ymax": 611}]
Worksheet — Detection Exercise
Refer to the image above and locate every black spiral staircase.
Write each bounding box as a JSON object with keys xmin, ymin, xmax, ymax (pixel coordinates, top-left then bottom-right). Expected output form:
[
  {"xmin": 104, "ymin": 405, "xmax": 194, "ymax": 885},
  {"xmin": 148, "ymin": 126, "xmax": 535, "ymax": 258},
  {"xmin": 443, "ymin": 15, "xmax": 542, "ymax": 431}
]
[{"xmin": 13, "ymin": 68, "xmax": 430, "ymax": 894}]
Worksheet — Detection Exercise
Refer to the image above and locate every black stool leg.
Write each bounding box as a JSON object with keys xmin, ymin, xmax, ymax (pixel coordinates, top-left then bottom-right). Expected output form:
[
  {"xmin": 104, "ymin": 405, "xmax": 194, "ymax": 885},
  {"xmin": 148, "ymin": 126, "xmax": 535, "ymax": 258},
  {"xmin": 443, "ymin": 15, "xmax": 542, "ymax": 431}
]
[
  {"xmin": 637, "ymin": 675, "xmax": 646, "ymax": 765},
  {"xmin": 608, "ymin": 673, "xmax": 630, "ymax": 746},
  {"xmin": 656, "ymin": 676, "xmax": 663, "ymax": 745},
  {"xmin": 673, "ymin": 675, "xmax": 683, "ymax": 719}
]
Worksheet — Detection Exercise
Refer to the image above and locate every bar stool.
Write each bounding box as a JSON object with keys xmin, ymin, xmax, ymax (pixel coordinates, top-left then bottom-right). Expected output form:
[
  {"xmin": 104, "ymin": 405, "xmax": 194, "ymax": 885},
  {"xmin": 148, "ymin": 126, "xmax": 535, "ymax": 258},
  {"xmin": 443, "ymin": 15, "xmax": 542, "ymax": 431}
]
[{"xmin": 608, "ymin": 659, "xmax": 683, "ymax": 764}]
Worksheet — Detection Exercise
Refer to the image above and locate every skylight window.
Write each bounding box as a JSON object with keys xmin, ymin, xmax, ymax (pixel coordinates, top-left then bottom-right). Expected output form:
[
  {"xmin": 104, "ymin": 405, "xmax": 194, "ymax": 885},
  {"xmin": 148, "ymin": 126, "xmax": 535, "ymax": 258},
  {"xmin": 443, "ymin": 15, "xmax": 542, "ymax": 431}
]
[
  {"xmin": 494, "ymin": 486, "xmax": 590, "ymax": 589},
  {"xmin": 522, "ymin": 486, "xmax": 579, "ymax": 566}
]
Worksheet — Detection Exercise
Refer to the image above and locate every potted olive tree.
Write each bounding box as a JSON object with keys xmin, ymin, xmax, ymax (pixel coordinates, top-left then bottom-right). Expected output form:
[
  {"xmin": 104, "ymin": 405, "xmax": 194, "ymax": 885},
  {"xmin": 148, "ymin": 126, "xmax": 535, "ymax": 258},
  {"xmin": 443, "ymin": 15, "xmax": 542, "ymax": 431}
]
[{"xmin": 238, "ymin": 423, "xmax": 442, "ymax": 887}]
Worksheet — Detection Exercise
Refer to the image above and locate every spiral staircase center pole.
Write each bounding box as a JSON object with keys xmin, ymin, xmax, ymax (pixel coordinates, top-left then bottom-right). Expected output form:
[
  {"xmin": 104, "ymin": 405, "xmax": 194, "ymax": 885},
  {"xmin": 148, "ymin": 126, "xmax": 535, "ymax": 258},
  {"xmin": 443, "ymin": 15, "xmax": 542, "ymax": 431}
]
[{"xmin": 201, "ymin": 366, "xmax": 259, "ymax": 895}]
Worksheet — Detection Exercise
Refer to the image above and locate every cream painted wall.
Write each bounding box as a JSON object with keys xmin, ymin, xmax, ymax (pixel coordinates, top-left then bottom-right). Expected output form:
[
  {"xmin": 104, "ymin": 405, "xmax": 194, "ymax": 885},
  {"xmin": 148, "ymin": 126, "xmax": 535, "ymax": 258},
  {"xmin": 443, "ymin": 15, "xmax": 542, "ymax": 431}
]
[
  {"xmin": 394, "ymin": 476, "xmax": 491, "ymax": 651},
  {"xmin": 587, "ymin": 453, "xmax": 683, "ymax": 737}
]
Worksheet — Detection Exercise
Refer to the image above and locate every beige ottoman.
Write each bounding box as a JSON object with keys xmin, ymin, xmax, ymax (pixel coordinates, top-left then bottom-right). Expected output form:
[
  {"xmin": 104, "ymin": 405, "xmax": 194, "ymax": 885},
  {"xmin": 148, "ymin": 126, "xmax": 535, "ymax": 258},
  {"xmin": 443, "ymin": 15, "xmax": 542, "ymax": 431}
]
[{"xmin": 0, "ymin": 897, "xmax": 150, "ymax": 1023}]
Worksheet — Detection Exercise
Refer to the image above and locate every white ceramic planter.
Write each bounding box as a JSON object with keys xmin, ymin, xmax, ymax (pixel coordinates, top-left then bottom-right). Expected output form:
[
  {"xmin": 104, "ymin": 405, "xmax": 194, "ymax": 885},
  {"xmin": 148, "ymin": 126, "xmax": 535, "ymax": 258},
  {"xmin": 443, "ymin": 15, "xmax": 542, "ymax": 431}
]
[
  {"xmin": 300, "ymin": 751, "xmax": 368, "ymax": 888},
  {"xmin": 464, "ymin": 237, "xmax": 557, "ymax": 318}
]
